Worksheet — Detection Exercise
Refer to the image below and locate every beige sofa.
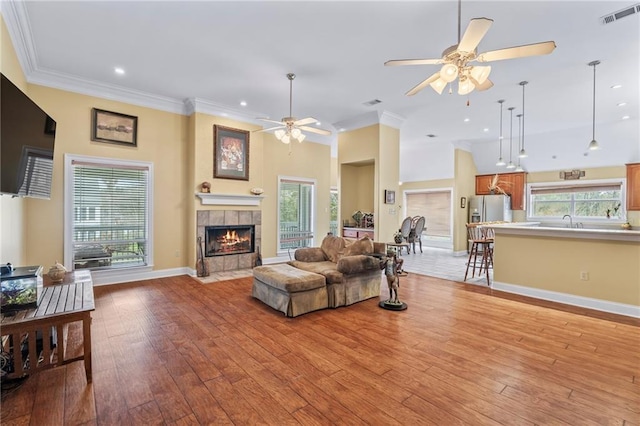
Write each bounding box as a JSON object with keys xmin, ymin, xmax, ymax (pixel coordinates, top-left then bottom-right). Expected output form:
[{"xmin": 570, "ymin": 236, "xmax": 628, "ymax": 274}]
[{"xmin": 288, "ymin": 235, "xmax": 384, "ymax": 308}]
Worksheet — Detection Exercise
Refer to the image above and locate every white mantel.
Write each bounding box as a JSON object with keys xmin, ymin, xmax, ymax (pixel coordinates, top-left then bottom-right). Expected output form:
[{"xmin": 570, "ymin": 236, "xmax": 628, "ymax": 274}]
[{"xmin": 196, "ymin": 192, "xmax": 265, "ymax": 206}]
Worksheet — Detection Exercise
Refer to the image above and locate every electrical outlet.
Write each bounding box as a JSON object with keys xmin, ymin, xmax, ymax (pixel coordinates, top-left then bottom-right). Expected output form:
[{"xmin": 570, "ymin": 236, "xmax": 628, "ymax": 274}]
[{"xmin": 580, "ymin": 271, "xmax": 589, "ymax": 281}]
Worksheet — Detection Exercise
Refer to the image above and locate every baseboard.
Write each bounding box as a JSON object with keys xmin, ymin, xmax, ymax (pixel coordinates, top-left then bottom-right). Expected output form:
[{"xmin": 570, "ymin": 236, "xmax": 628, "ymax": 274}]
[
  {"xmin": 492, "ymin": 281, "xmax": 640, "ymax": 318},
  {"xmin": 452, "ymin": 250, "xmax": 468, "ymax": 257},
  {"xmin": 91, "ymin": 267, "xmax": 192, "ymax": 286}
]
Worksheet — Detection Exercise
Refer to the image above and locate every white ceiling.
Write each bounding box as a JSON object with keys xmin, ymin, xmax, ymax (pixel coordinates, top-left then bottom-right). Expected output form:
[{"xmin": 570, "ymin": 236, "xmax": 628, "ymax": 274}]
[{"xmin": 3, "ymin": 1, "xmax": 639, "ymax": 182}]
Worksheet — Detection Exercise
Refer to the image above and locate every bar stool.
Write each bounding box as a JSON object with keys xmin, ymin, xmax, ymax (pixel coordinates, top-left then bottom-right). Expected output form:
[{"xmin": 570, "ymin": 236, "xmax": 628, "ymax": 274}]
[{"xmin": 464, "ymin": 223, "xmax": 494, "ymax": 286}]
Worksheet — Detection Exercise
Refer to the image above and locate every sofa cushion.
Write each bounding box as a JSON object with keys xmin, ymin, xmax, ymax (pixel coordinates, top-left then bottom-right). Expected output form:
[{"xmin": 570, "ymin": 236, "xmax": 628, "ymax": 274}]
[
  {"xmin": 343, "ymin": 236, "xmax": 374, "ymax": 256},
  {"xmin": 320, "ymin": 235, "xmax": 346, "ymax": 263},
  {"xmin": 294, "ymin": 247, "xmax": 327, "ymax": 262},
  {"xmin": 253, "ymin": 264, "xmax": 326, "ymax": 293},
  {"xmin": 288, "ymin": 260, "xmax": 344, "ymax": 284},
  {"xmin": 336, "ymin": 254, "xmax": 380, "ymax": 275}
]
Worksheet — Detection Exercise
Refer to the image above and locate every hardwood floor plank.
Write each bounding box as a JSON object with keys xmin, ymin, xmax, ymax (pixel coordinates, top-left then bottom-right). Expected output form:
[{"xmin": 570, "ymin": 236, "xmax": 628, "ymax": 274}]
[
  {"xmin": 203, "ymin": 376, "xmax": 264, "ymax": 424},
  {"xmin": 127, "ymin": 400, "xmax": 164, "ymax": 425},
  {"xmin": 64, "ymin": 362, "xmax": 96, "ymax": 425},
  {"xmin": 145, "ymin": 365, "xmax": 193, "ymax": 422},
  {"xmin": 291, "ymin": 404, "xmax": 333, "ymax": 426},
  {"xmin": 30, "ymin": 367, "xmax": 66, "ymax": 425},
  {"xmin": 92, "ymin": 368, "xmax": 134, "ymax": 425}
]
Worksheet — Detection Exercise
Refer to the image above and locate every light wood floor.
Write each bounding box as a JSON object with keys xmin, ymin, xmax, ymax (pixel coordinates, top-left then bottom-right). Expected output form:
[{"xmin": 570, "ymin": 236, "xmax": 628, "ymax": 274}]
[{"xmin": 2, "ymin": 273, "xmax": 639, "ymax": 425}]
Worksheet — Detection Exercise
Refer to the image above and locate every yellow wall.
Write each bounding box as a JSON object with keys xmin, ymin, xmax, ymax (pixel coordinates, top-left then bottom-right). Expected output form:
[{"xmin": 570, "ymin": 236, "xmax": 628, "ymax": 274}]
[
  {"xmin": 453, "ymin": 149, "xmax": 477, "ymax": 252},
  {"xmin": 495, "ymin": 234, "xmax": 640, "ymax": 306},
  {"xmin": 337, "ymin": 124, "xmax": 400, "ymax": 241},
  {"xmin": 261, "ymin": 134, "xmax": 332, "ymax": 257},
  {"xmin": 1, "ymin": 17, "xmax": 28, "ymax": 265},
  {"xmin": 12, "ymin": 84, "xmax": 190, "ymax": 270}
]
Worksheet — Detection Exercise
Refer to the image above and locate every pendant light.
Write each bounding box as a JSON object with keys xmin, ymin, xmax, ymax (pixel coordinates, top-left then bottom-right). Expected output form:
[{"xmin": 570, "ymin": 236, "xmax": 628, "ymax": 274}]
[
  {"xmin": 496, "ymin": 100, "xmax": 506, "ymax": 166},
  {"xmin": 515, "ymin": 113, "xmax": 524, "ymax": 172},
  {"xmin": 518, "ymin": 81, "xmax": 528, "ymax": 158},
  {"xmin": 588, "ymin": 60, "xmax": 600, "ymax": 150},
  {"xmin": 506, "ymin": 107, "xmax": 516, "ymax": 169}
]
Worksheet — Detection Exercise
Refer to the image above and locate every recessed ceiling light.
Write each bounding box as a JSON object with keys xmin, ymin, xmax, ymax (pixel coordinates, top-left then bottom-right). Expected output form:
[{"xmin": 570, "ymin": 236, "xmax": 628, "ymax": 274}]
[
  {"xmin": 221, "ymin": 113, "xmax": 228, "ymax": 117},
  {"xmin": 622, "ymin": 115, "xmax": 630, "ymax": 120},
  {"xmin": 339, "ymin": 128, "xmax": 346, "ymax": 132},
  {"xmin": 316, "ymin": 122, "xmax": 321, "ymax": 126},
  {"xmin": 483, "ymin": 128, "xmax": 489, "ymax": 132},
  {"xmin": 611, "ymin": 84, "xmax": 622, "ymax": 89},
  {"xmin": 617, "ymin": 102, "xmax": 627, "ymax": 107},
  {"xmin": 240, "ymin": 101, "xmax": 247, "ymax": 107},
  {"xmin": 114, "ymin": 67, "xmax": 125, "ymax": 75},
  {"xmin": 463, "ymin": 118, "xmax": 470, "ymax": 122}
]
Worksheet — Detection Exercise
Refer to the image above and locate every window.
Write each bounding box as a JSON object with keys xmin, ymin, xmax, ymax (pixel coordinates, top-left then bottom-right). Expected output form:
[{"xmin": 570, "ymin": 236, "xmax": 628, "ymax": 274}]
[
  {"xmin": 405, "ymin": 190, "xmax": 452, "ymax": 238},
  {"xmin": 528, "ymin": 179, "xmax": 625, "ymax": 221},
  {"xmin": 278, "ymin": 177, "xmax": 315, "ymax": 252},
  {"xmin": 65, "ymin": 155, "xmax": 153, "ymax": 271}
]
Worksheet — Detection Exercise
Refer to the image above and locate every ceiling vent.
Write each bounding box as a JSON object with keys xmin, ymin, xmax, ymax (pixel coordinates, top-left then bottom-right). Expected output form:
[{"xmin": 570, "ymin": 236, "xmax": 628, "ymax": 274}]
[
  {"xmin": 362, "ymin": 99, "xmax": 382, "ymax": 107},
  {"xmin": 601, "ymin": 3, "xmax": 639, "ymax": 25},
  {"xmin": 426, "ymin": 134, "xmax": 437, "ymax": 138}
]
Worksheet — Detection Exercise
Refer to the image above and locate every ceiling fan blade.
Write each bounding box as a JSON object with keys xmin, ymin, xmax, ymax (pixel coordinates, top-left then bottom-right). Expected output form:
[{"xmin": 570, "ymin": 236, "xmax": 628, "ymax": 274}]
[
  {"xmin": 257, "ymin": 117, "xmax": 286, "ymax": 126},
  {"xmin": 253, "ymin": 125, "xmax": 284, "ymax": 133},
  {"xmin": 474, "ymin": 78, "xmax": 494, "ymax": 91},
  {"xmin": 457, "ymin": 18, "xmax": 493, "ymax": 53},
  {"xmin": 476, "ymin": 41, "xmax": 556, "ymax": 62},
  {"xmin": 385, "ymin": 58, "xmax": 443, "ymax": 66},
  {"xmin": 298, "ymin": 126, "xmax": 331, "ymax": 136},
  {"xmin": 406, "ymin": 72, "xmax": 441, "ymax": 96},
  {"xmin": 293, "ymin": 117, "xmax": 317, "ymax": 126}
]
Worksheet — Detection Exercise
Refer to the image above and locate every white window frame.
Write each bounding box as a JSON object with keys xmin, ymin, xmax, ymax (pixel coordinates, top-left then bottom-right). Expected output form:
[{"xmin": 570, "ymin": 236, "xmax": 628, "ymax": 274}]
[
  {"xmin": 64, "ymin": 154, "xmax": 154, "ymax": 273},
  {"xmin": 277, "ymin": 175, "xmax": 316, "ymax": 255},
  {"xmin": 526, "ymin": 178, "xmax": 626, "ymax": 224}
]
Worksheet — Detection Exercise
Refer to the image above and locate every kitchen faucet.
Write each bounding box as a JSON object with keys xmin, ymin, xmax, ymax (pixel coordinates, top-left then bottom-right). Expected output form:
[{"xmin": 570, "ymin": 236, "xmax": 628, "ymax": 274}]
[{"xmin": 562, "ymin": 214, "xmax": 573, "ymax": 228}]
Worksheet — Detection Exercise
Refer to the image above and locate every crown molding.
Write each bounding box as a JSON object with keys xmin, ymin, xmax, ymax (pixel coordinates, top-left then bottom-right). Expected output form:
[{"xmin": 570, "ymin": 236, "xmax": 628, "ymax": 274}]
[
  {"xmin": 379, "ymin": 110, "xmax": 405, "ymax": 129},
  {"xmin": 332, "ymin": 111, "xmax": 379, "ymax": 132},
  {"xmin": 27, "ymin": 68, "xmax": 187, "ymax": 115},
  {"xmin": 2, "ymin": 0, "xmax": 38, "ymax": 75},
  {"xmin": 185, "ymin": 98, "xmax": 266, "ymax": 125}
]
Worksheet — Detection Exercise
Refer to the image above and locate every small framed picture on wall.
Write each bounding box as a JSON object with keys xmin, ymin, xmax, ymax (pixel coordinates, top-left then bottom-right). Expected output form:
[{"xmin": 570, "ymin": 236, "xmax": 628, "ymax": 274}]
[
  {"xmin": 214, "ymin": 125, "xmax": 250, "ymax": 180},
  {"xmin": 384, "ymin": 189, "xmax": 395, "ymax": 204}
]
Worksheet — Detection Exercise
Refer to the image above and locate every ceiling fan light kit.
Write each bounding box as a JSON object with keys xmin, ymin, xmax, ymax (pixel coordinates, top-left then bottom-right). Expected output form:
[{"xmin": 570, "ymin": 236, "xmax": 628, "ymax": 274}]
[
  {"xmin": 256, "ymin": 73, "xmax": 331, "ymax": 144},
  {"xmin": 385, "ymin": 0, "xmax": 556, "ymax": 97}
]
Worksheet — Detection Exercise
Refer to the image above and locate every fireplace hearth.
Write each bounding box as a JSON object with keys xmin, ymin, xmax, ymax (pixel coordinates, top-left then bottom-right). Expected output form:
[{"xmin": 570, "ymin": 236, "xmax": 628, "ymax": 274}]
[{"xmin": 205, "ymin": 225, "xmax": 255, "ymax": 257}]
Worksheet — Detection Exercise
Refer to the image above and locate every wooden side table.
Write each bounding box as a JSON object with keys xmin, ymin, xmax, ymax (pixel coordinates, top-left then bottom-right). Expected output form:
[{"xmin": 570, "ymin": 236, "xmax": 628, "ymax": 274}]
[{"xmin": 1, "ymin": 270, "xmax": 94, "ymax": 382}]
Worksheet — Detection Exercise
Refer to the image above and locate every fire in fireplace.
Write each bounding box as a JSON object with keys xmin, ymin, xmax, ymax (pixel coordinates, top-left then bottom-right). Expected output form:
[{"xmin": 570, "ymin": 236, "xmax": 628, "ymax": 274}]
[{"xmin": 205, "ymin": 225, "xmax": 255, "ymax": 257}]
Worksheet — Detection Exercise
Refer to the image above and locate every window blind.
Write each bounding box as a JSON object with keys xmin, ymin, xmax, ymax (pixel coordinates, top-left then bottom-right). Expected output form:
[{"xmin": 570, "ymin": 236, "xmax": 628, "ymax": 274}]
[
  {"xmin": 17, "ymin": 153, "xmax": 53, "ymax": 198},
  {"xmin": 71, "ymin": 161, "xmax": 149, "ymax": 270},
  {"xmin": 531, "ymin": 182, "xmax": 622, "ymax": 195},
  {"xmin": 406, "ymin": 192, "xmax": 451, "ymax": 237}
]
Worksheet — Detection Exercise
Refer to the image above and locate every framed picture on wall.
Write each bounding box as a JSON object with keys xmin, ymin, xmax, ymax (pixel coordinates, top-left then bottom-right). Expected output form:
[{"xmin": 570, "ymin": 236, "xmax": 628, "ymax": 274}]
[
  {"xmin": 384, "ymin": 189, "xmax": 395, "ymax": 204},
  {"xmin": 91, "ymin": 108, "xmax": 138, "ymax": 146},
  {"xmin": 214, "ymin": 125, "xmax": 250, "ymax": 180}
]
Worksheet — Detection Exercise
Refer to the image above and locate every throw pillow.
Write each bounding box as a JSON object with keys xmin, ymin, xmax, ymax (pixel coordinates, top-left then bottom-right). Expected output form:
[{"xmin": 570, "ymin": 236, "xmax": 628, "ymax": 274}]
[
  {"xmin": 343, "ymin": 235, "xmax": 374, "ymax": 256},
  {"xmin": 321, "ymin": 235, "xmax": 346, "ymax": 263}
]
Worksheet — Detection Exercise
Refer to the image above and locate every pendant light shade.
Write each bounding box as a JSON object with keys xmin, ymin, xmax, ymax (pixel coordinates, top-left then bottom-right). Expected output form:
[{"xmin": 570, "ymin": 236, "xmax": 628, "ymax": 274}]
[
  {"xmin": 496, "ymin": 100, "xmax": 506, "ymax": 166},
  {"xmin": 515, "ymin": 113, "xmax": 524, "ymax": 172},
  {"xmin": 458, "ymin": 77, "xmax": 474, "ymax": 95},
  {"xmin": 588, "ymin": 60, "xmax": 600, "ymax": 151},
  {"xmin": 506, "ymin": 106, "xmax": 516, "ymax": 169},
  {"xmin": 518, "ymin": 81, "xmax": 528, "ymax": 158},
  {"xmin": 470, "ymin": 66, "xmax": 492, "ymax": 85},
  {"xmin": 430, "ymin": 78, "xmax": 447, "ymax": 94}
]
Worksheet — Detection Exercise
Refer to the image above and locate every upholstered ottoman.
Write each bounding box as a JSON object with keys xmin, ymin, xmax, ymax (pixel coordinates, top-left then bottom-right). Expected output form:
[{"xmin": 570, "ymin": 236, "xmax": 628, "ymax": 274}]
[{"xmin": 252, "ymin": 264, "xmax": 327, "ymax": 317}]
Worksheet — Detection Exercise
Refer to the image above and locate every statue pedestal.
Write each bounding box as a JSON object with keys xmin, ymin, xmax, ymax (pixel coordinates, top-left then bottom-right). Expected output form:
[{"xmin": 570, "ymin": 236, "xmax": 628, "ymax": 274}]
[{"xmin": 378, "ymin": 300, "xmax": 407, "ymax": 311}]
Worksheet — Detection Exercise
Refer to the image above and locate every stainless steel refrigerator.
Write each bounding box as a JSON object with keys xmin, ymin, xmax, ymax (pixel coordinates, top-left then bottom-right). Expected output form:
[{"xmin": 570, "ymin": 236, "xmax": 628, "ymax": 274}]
[{"xmin": 468, "ymin": 194, "xmax": 513, "ymax": 223}]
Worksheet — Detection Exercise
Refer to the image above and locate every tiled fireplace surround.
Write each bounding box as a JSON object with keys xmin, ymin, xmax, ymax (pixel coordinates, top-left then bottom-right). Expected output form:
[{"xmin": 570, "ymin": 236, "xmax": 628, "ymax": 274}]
[{"xmin": 197, "ymin": 210, "xmax": 261, "ymax": 273}]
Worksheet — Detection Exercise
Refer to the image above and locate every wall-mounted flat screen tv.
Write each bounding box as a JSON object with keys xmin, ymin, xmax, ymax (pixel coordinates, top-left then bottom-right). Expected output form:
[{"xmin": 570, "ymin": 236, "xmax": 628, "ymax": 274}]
[{"xmin": 1, "ymin": 73, "xmax": 56, "ymax": 199}]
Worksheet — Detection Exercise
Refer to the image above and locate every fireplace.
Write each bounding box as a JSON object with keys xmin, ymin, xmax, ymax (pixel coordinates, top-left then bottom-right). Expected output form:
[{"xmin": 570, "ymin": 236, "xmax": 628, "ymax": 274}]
[{"xmin": 205, "ymin": 225, "xmax": 255, "ymax": 257}]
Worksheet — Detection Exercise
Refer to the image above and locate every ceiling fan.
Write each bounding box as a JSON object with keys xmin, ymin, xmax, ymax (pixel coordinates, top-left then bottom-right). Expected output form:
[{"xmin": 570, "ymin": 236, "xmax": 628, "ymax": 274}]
[
  {"xmin": 385, "ymin": 0, "xmax": 556, "ymax": 96},
  {"xmin": 256, "ymin": 73, "xmax": 331, "ymax": 143}
]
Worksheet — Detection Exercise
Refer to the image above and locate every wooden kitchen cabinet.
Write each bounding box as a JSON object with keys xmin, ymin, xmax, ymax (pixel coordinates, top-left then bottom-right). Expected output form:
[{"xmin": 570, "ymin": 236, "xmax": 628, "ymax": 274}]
[
  {"xmin": 475, "ymin": 175, "xmax": 494, "ymax": 195},
  {"xmin": 626, "ymin": 163, "xmax": 640, "ymax": 211},
  {"xmin": 475, "ymin": 172, "xmax": 527, "ymax": 210}
]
